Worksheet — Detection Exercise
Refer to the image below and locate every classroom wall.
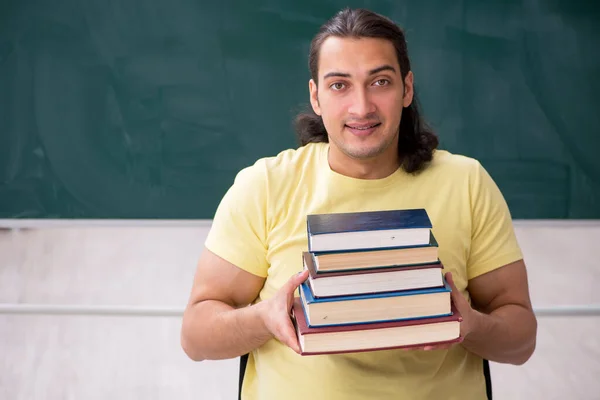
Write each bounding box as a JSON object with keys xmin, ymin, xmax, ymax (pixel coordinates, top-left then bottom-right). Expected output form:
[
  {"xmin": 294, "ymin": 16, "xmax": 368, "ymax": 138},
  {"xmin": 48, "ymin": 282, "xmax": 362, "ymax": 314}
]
[
  {"xmin": 2, "ymin": 1, "xmax": 599, "ymax": 398},
  {"xmin": 2, "ymin": 0, "xmax": 599, "ymax": 219}
]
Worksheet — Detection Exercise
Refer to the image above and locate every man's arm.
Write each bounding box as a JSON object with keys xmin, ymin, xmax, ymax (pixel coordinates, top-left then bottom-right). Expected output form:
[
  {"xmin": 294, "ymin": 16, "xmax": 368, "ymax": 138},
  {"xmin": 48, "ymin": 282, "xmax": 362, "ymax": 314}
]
[
  {"xmin": 180, "ymin": 247, "xmax": 308, "ymax": 361},
  {"xmin": 450, "ymin": 259, "xmax": 537, "ymax": 365}
]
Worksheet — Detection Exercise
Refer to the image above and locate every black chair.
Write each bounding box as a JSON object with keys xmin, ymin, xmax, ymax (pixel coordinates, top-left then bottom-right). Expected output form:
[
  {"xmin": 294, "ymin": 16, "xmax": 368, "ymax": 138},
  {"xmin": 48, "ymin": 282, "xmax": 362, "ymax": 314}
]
[
  {"xmin": 238, "ymin": 353, "xmax": 249, "ymax": 400},
  {"xmin": 238, "ymin": 354, "xmax": 492, "ymax": 400},
  {"xmin": 483, "ymin": 359, "xmax": 493, "ymax": 399}
]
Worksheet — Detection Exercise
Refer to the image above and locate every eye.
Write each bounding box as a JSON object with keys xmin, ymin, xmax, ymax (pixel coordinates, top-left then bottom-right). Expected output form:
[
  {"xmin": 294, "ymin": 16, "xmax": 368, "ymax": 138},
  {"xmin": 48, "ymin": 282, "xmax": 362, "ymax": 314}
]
[
  {"xmin": 374, "ymin": 79, "xmax": 390, "ymax": 86},
  {"xmin": 330, "ymin": 82, "xmax": 346, "ymax": 91}
]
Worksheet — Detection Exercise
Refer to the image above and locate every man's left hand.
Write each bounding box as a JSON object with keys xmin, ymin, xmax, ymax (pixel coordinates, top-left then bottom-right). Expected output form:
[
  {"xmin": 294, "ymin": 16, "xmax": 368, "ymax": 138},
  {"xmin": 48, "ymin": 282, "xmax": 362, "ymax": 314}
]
[{"xmin": 412, "ymin": 271, "xmax": 479, "ymax": 351}]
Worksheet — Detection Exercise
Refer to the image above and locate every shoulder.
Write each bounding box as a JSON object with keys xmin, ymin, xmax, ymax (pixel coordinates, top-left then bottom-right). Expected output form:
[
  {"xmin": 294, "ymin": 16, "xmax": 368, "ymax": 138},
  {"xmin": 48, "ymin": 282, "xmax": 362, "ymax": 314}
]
[
  {"xmin": 418, "ymin": 150, "xmax": 499, "ymax": 203},
  {"xmin": 427, "ymin": 149, "xmax": 482, "ymax": 173},
  {"xmin": 428, "ymin": 150, "xmax": 509, "ymax": 214},
  {"xmin": 417, "ymin": 149, "xmax": 485, "ymax": 186},
  {"xmin": 235, "ymin": 143, "xmax": 324, "ymax": 184},
  {"xmin": 262, "ymin": 142, "xmax": 324, "ymax": 173}
]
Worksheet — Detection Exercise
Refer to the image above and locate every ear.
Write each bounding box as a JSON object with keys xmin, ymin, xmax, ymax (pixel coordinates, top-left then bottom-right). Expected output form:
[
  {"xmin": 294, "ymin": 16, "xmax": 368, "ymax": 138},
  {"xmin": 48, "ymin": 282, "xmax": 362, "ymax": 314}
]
[
  {"xmin": 402, "ymin": 71, "xmax": 414, "ymax": 108},
  {"xmin": 309, "ymin": 79, "xmax": 322, "ymax": 116}
]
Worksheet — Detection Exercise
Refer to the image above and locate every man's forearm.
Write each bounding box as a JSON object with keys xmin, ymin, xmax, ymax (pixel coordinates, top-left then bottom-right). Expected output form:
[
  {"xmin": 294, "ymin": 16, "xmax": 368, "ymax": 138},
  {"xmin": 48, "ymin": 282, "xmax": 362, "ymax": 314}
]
[
  {"xmin": 181, "ymin": 300, "xmax": 272, "ymax": 361},
  {"xmin": 462, "ymin": 304, "xmax": 537, "ymax": 365}
]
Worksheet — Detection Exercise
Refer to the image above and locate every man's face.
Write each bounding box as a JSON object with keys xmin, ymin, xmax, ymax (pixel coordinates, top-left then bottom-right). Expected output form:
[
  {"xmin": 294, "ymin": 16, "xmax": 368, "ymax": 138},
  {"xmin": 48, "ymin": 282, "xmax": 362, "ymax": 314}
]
[{"xmin": 309, "ymin": 37, "xmax": 414, "ymax": 160}]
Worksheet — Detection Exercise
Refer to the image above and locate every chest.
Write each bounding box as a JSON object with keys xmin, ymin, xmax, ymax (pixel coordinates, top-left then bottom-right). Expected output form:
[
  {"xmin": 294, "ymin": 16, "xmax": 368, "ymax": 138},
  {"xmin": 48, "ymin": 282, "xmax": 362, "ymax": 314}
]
[{"xmin": 260, "ymin": 179, "xmax": 472, "ymax": 300}]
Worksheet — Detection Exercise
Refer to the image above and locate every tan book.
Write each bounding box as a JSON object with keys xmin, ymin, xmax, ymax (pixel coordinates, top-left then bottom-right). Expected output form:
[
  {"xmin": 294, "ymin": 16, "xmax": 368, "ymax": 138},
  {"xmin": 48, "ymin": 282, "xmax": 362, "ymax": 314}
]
[
  {"xmin": 303, "ymin": 252, "xmax": 444, "ymax": 298},
  {"xmin": 298, "ymin": 280, "xmax": 452, "ymax": 327},
  {"xmin": 311, "ymin": 233, "xmax": 439, "ymax": 273}
]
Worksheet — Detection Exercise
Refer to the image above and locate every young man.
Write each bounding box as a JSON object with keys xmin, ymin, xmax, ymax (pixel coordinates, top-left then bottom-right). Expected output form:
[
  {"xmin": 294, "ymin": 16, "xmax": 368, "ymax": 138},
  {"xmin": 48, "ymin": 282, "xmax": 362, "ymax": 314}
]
[{"xmin": 181, "ymin": 8, "xmax": 537, "ymax": 400}]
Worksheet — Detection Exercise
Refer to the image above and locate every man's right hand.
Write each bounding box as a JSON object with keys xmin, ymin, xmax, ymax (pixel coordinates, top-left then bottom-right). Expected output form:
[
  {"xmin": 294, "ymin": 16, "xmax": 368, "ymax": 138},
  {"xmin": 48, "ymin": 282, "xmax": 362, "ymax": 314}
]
[{"xmin": 257, "ymin": 270, "xmax": 309, "ymax": 354}]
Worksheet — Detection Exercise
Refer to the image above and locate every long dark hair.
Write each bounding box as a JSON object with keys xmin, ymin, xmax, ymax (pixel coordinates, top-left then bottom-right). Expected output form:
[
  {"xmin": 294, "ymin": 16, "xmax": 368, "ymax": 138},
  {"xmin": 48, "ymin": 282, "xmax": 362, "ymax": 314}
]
[{"xmin": 294, "ymin": 8, "xmax": 438, "ymax": 174}]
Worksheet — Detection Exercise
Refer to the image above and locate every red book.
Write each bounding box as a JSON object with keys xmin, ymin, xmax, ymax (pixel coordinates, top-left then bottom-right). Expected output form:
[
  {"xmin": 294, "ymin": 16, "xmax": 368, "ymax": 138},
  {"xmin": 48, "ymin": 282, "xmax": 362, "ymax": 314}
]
[{"xmin": 292, "ymin": 297, "xmax": 463, "ymax": 356}]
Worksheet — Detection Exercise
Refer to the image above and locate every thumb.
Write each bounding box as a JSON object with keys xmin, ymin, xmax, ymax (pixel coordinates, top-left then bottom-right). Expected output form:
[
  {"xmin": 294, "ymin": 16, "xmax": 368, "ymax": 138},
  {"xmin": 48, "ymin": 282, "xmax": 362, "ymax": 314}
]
[
  {"xmin": 286, "ymin": 270, "xmax": 309, "ymax": 293},
  {"xmin": 445, "ymin": 271, "xmax": 469, "ymax": 310}
]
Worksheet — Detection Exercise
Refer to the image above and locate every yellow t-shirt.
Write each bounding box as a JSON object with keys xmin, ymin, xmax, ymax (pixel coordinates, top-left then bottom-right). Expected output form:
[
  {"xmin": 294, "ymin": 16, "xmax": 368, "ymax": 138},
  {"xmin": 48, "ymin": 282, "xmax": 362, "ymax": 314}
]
[{"xmin": 205, "ymin": 142, "xmax": 523, "ymax": 400}]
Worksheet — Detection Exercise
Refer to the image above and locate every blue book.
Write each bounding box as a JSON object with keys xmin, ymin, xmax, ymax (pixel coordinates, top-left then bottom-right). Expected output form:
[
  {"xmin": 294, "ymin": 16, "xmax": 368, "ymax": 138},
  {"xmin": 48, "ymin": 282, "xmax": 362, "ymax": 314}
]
[
  {"xmin": 306, "ymin": 208, "xmax": 432, "ymax": 252},
  {"xmin": 298, "ymin": 280, "xmax": 451, "ymax": 327}
]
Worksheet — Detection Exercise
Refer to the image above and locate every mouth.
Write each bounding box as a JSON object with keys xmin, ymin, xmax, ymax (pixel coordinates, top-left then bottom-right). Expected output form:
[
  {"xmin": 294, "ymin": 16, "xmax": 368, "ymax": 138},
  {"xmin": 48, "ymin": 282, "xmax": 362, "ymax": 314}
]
[{"xmin": 345, "ymin": 122, "xmax": 381, "ymax": 136}]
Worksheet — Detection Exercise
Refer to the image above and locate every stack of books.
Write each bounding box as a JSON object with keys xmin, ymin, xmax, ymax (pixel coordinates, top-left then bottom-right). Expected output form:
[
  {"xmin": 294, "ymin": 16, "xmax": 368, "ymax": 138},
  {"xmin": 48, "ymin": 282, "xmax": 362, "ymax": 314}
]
[{"xmin": 292, "ymin": 208, "xmax": 462, "ymax": 356}]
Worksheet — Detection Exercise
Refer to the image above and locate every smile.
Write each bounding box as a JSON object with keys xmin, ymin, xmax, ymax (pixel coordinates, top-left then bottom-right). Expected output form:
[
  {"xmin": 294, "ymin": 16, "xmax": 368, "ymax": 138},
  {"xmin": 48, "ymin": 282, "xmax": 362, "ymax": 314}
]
[
  {"xmin": 346, "ymin": 123, "xmax": 380, "ymax": 130},
  {"xmin": 345, "ymin": 123, "xmax": 381, "ymax": 130},
  {"xmin": 345, "ymin": 123, "xmax": 381, "ymax": 137}
]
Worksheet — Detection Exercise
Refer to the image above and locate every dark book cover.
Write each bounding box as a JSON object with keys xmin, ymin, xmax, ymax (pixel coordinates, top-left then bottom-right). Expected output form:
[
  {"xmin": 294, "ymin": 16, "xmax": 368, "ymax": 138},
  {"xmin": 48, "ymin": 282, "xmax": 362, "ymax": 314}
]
[{"xmin": 306, "ymin": 208, "xmax": 432, "ymax": 236}]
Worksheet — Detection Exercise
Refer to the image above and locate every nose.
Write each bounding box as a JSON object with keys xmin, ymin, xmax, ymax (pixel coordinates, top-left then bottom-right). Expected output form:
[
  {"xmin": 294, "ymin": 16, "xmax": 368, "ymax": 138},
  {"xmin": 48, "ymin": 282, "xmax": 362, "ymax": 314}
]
[{"xmin": 348, "ymin": 88, "xmax": 376, "ymax": 118}]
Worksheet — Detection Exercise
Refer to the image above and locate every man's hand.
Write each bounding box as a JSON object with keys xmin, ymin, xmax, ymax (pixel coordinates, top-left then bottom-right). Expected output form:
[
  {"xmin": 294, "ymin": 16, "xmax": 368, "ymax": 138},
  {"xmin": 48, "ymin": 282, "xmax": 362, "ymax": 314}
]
[
  {"xmin": 416, "ymin": 271, "xmax": 479, "ymax": 351},
  {"xmin": 257, "ymin": 270, "xmax": 309, "ymax": 354}
]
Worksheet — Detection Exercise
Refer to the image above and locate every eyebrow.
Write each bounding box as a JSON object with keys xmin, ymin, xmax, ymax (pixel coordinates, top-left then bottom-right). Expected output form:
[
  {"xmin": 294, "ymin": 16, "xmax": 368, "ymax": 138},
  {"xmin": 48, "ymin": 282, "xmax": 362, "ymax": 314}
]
[
  {"xmin": 322, "ymin": 64, "xmax": 397, "ymax": 80},
  {"xmin": 369, "ymin": 65, "xmax": 396, "ymax": 75}
]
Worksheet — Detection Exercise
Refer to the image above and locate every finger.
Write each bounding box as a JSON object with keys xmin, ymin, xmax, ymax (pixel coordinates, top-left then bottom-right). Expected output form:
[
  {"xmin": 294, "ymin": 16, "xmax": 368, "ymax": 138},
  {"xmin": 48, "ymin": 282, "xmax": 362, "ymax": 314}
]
[
  {"xmin": 276, "ymin": 320, "xmax": 302, "ymax": 354},
  {"xmin": 445, "ymin": 271, "xmax": 456, "ymax": 289},
  {"xmin": 402, "ymin": 345, "xmax": 443, "ymax": 351},
  {"xmin": 445, "ymin": 272, "xmax": 469, "ymax": 310},
  {"xmin": 423, "ymin": 344, "xmax": 451, "ymax": 351},
  {"xmin": 402, "ymin": 346, "xmax": 424, "ymax": 351},
  {"xmin": 285, "ymin": 270, "xmax": 309, "ymax": 294}
]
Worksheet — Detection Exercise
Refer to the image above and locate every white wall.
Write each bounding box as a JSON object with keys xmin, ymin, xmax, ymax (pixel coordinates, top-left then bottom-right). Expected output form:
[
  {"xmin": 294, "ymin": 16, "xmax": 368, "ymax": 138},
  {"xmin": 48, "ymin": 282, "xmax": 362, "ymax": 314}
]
[{"xmin": 0, "ymin": 222, "xmax": 598, "ymax": 399}]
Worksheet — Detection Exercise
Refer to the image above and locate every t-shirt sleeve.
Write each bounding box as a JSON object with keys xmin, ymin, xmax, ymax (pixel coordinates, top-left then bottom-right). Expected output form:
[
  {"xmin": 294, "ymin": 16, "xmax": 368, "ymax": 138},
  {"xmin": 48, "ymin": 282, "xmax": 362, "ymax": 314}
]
[
  {"xmin": 204, "ymin": 160, "xmax": 270, "ymax": 278},
  {"xmin": 466, "ymin": 161, "xmax": 524, "ymax": 280}
]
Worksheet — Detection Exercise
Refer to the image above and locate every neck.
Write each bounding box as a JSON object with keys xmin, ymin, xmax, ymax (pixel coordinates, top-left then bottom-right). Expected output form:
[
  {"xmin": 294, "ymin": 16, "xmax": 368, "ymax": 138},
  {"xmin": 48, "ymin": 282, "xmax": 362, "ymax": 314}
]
[{"xmin": 327, "ymin": 144, "xmax": 400, "ymax": 180}]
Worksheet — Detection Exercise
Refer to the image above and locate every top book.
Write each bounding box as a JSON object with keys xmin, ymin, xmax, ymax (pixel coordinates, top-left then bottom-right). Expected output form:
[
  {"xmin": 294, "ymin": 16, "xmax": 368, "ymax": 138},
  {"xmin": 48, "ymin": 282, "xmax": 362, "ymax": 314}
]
[{"xmin": 307, "ymin": 208, "xmax": 432, "ymax": 252}]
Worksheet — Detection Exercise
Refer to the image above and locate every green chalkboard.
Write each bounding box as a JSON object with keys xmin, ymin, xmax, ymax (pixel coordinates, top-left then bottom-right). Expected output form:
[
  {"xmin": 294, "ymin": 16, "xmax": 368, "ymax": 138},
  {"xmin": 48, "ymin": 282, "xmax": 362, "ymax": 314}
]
[{"xmin": 1, "ymin": 0, "xmax": 599, "ymax": 218}]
